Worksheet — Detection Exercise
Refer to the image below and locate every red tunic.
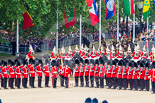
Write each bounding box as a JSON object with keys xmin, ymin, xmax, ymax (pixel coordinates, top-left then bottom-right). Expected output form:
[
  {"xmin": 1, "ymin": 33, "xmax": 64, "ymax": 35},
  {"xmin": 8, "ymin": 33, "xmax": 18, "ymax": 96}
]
[
  {"xmin": 1, "ymin": 67, "xmax": 8, "ymax": 78},
  {"xmin": 64, "ymin": 67, "xmax": 71, "ymax": 77},
  {"xmin": 150, "ymin": 70, "xmax": 155, "ymax": 82},
  {"xmin": 27, "ymin": 51, "xmax": 34, "ymax": 59},
  {"xmin": 36, "ymin": 66, "xmax": 43, "ymax": 76},
  {"xmin": 94, "ymin": 66, "xmax": 100, "ymax": 77},
  {"xmin": 106, "ymin": 66, "xmax": 112, "ymax": 78},
  {"xmin": 110, "ymin": 52, "xmax": 117, "ymax": 59},
  {"xmin": 99, "ymin": 66, "xmax": 105, "ymax": 77},
  {"xmin": 84, "ymin": 65, "xmax": 90, "ymax": 76},
  {"xmin": 22, "ymin": 67, "xmax": 29, "ymax": 78},
  {"xmin": 127, "ymin": 67, "xmax": 133, "ymax": 79},
  {"xmin": 132, "ymin": 69, "xmax": 139, "ymax": 79},
  {"xmin": 59, "ymin": 65, "xmax": 65, "ymax": 76},
  {"xmin": 29, "ymin": 66, "xmax": 35, "ymax": 77},
  {"xmin": 122, "ymin": 67, "xmax": 128, "ymax": 79},
  {"xmin": 144, "ymin": 69, "xmax": 151, "ymax": 80},
  {"xmin": 116, "ymin": 51, "xmax": 124, "ymax": 59},
  {"xmin": 73, "ymin": 66, "xmax": 80, "ymax": 77},
  {"xmin": 117, "ymin": 66, "xmax": 123, "ymax": 78},
  {"xmin": 51, "ymin": 67, "xmax": 58, "ymax": 78},
  {"xmin": 16, "ymin": 67, "xmax": 22, "ymax": 78},
  {"xmin": 9, "ymin": 67, "xmax": 15, "ymax": 78},
  {"xmin": 79, "ymin": 65, "xmax": 84, "ymax": 76},
  {"xmin": 51, "ymin": 52, "xmax": 57, "ymax": 59},
  {"xmin": 89, "ymin": 66, "xmax": 95, "ymax": 76},
  {"xmin": 43, "ymin": 65, "xmax": 50, "ymax": 77},
  {"xmin": 138, "ymin": 68, "xmax": 145, "ymax": 79},
  {"xmin": 111, "ymin": 66, "xmax": 118, "ymax": 78}
]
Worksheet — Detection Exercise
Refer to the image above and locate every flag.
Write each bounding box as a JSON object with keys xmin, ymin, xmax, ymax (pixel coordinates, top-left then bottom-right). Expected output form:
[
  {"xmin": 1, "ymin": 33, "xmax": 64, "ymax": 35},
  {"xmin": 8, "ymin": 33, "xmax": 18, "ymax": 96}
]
[
  {"xmin": 86, "ymin": 0, "xmax": 99, "ymax": 26},
  {"xmin": 104, "ymin": 0, "xmax": 115, "ymax": 20},
  {"xmin": 143, "ymin": 0, "xmax": 150, "ymax": 19},
  {"xmin": 23, "ymin": 11, "xmax": 34, "ymax": 30},
  {"xmin": 123, "ymin": 0, "xmax": 135, "ymax": 16},
  {"xmin": 153, "ymin": 0, "xmax": 155, "ymax": 6},
  {"xmin": 63, "ymin": 8, "xmax": 75, "ymax": 29}
]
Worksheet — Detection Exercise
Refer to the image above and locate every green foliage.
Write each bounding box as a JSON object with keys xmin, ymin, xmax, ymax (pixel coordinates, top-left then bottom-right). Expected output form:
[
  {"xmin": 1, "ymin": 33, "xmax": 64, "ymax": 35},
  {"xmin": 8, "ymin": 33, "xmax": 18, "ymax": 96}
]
[{"xmin": 0, "ymin": 0, "xmax": 155, "ymax": 39}]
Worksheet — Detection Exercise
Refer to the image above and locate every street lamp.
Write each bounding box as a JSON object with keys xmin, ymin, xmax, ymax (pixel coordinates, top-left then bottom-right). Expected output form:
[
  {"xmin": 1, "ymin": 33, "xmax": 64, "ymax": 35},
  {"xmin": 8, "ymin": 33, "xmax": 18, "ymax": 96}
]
[{"xmin": 136, "ymin": 0, "xmax": 144, "ymax": 33}]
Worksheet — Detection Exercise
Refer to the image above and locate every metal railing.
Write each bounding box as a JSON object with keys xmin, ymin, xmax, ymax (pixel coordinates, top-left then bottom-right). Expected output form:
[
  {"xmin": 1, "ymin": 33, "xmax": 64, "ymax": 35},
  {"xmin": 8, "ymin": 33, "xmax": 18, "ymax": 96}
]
[
  {"xmin": 137, "ymin": 41, "xmax": 155, "ymax": 53},
  {"xmin": 0, "ymin": 44, "xmax": 13, "ymax": 54}
]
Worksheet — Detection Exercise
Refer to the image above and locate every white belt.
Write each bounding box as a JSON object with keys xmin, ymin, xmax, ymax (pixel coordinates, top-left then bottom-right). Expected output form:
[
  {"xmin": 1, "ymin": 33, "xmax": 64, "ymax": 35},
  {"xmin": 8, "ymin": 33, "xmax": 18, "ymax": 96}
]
[
  {"xmin": 17, "ymin": 73, "xmax": 21, "ymax": 74},
  {"xmin": 24, "ymin": 73, "xmax": 28, "ymax": 74},
  {"xmin": 30, "ymin": 71, "xmax": 35, "ymax": 73},
  {"xmin": 10, "ymin": 73, "xmax": 15, "ymax": 74},
  {"xmin": 37, "ymin": 71, "xmax": 42, "ymax": 72},
  {"xmin": 53, "ymin": 72, "xmax": 57, "ymax": 73},
  {"xmin": 45, "ymin": 71, "xmax": 50, "ymax": 72}
]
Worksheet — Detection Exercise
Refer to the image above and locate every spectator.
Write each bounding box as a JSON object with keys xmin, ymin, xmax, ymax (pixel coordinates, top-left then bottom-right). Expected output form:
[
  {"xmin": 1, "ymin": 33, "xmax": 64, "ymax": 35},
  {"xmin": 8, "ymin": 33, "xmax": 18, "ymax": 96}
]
[{"xmin": 85, "ymin": 97, "xmax": 91, "ymax": 103}]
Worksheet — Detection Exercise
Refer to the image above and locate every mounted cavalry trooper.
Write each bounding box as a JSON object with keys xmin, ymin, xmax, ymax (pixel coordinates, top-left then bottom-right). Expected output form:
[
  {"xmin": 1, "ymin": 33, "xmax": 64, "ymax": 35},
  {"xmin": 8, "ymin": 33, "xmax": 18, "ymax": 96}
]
[
  {"xmin": 126, "ymin": 44, "xmax": 132, "ymax": 60},
  {"xmin": 79, "ymin": 44, "xmax": 85, "ymax": 57},
  {"xmin": 141, "ymin": 45, "xmax": 148, "ymax": 60},
  {"xmin": 131, "ymin": 45, "xmax": 140, "ymax": 62},
  {"xmin": 105, "ymin": 46, "xmax": 110, "ymax": 60},
  {"xmin": 82, "ymin": 46, "xmax": 89, "ymax": 60},
  {"xmin": 90, "ymin": 45, "xmax": 98, "ymax": 61},
  {"xmin": 150, "ymin": 46, "xmax": 155, "ymax": 63},
  {"xmin": 110, "ymin": 45, "xmax": 116, "ymax": 60},
  {"xmin": 73, "ymin": 45, "xmax": 81, "ymax": 60},
  {"xmin": 26, "ymin": 45, "xmax": 35, "ymax": 64},
  {"xmin": 116, "ymin": 45, "xmax": 124, "ymax": 60},
  {"xmin": 57, "ymin": 46, "xmax": 66, "ymax": 67},
  {"xmin": 50, "ymin": 46, "xmax": 57, "ymax": 63},
  {"xmin": 98, "ymin": 46, "xmax": 106, "ymax": 58}
]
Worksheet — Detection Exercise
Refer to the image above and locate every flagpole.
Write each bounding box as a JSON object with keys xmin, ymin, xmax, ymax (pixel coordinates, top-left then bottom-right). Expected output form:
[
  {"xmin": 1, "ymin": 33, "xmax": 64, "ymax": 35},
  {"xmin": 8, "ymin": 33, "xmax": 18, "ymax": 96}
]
[
  {"xmin": 79, "ymin": 15, "xmax": 82, "ymax": 50},
  {"xmin": 147, "ymin": 17, "xmax": 149, "ymax": 53},
  {"xmin": 133, "ymin": 4, "xmax": 135, "ymax": 43},
  {"xmin": 56, "ymin": 4, "xmax": 58, "ymax": 53},
  {"xmin": 99, "ymin": 0, "xmax": 102, "ymax": 49},
  {"xmin": 117, "ymin": 0, "xmax": 119, "ymax": 42},
  {"xmin": 16, "ymin": 20, "xmax": 19, "ymax": 56}
]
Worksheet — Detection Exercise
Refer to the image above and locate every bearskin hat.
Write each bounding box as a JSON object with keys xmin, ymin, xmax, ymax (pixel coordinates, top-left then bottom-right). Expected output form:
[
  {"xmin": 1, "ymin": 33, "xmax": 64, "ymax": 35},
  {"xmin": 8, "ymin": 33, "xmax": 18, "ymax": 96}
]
[
  {"xmin": 85, "ymin": 59, "xmax": 89, "ymax": 64},
  {"xmin": 134, "ymin": 62, "xmax": 138, "ymax": 68},
  {"xmin": 75, "ymin": 59, "xmax": 80, "ymax": 65},
  {"xmin": 107, "ymin": 60, "xmax": 111, "ymax": 65},
  {"xmin": 95, "ymin": 59, "xmax": 99, "ymax": 65}
]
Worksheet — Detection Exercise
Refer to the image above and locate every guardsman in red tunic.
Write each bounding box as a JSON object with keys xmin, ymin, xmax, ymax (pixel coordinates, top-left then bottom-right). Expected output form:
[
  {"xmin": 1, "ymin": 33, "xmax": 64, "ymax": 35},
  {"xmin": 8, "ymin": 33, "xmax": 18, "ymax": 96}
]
[
  {"xmin": 7, "ymin": 59, "xmax": 12, "ymax": 88},
  {"xmin": 99, "ymin": 59, "xmax": 105, "ymax": 88},
  {"xmin": 139, "ymin": 63, "xmax": 145, "ymax": 91},
  {"xmin": 122, "ymin": 62, "xmax": 128, "ymax": 90},
  {"xmin": 22, "ymin": 60, "xmax": 29, "ymax": 88},
  {"xmin": 141, "ymin": 46, "xmax": 148, "ymax": 60},
  {"xmin": 51, "ymin": 60, "xmax": 58, "ymax": 88},
  {"xmin": 132, "ymin": 62, "xmax": 138, "ymax": 91},
  {"xmin": 117, "ymin": 60, "xmax": 123, "ymax": 90},
  {"xmin": 127, "ymin": 62, "xmax": 134, "ymax": 90},
  {"xmin": 1, "ymin": 62, "xmax": 9, "ymax": 89},
  {"xmin": 59, "ymin": 58, "xmax": 65, "ymax": 87},
  {"xmin": 144, "ymin": 62, "xmax": 151, "ymax": 91},
  {"xmin": 26, "ymin": 45, "xmax": 35, "ymax": 62},
  {"xmin": 109, "ymin": 45, "xmax": 116, "ymax": 60},
  {"xmin": 64, "ymin": 60, "xmax": 71, "ymax": 88},
  {"xmin": 116, "ymin": 45, "xmax": 124, "ymax": 60},
  {"xmin": 111, "ymin": 60, "xmax": 117, "ymax": 89},
  {"xmin": 8, "ymin": 62, "xmax": 15, "ymax": 89},
  {"xmin": 149, "ymin": 46, "xmax": 155, "ymax": 62},
  {"xmin": 89, "ymin": 59, "xmax": 95, "ymax": 88},
  {"xmin": 50, "ymin": 46, "xmax": 58, "ymax": 62},
  {"xmin": 79, "ymin": 58, "xmax": 84, "ymax": 87},
  {"xmin": 73, "ymin": 59, "xmax": 80, "ymax": 87},
  {"xmin": 150, "ymin": 62, "xmax": 155, "ymax": 93},
  {"xmin": 36, "ymin": 60, "xmax": 43, "ymax": 88},
  {"xmin": 29, "ymin": 60, "xmax": 36, "ymax": 88},
  {"xmin": 15, "ymin": 61, "xmax": 22, "ymax": 89},
  {"xmin": 43, "ymin": 59, "xmax": 50, "ymax": 87},
  {"xmin": 94, "ymin": 60, "xmax": 100, "ymax": 88},
  {"xmin": 0, "ymin": 61, "xmax": 4, "ymax": 88},
  {"xmin": 106, "ymin": 60, "xmax": 112, "ymax": 89},
  {"xmin": 84, "ymin": 59, "xmax": 90, "ymax": 87}
]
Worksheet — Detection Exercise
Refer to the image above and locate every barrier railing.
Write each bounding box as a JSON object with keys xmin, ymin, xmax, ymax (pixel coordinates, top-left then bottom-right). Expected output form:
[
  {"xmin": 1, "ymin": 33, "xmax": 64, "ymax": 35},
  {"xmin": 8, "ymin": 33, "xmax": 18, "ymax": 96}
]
[{"xmin": 137, "ymin": 41, "xmax": 155, "ymax": 53}]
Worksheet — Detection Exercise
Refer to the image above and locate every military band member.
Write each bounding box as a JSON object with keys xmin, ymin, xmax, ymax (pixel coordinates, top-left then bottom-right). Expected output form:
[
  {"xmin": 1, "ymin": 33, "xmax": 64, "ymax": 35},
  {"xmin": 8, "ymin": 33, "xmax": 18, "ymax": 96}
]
[
  {"xmin": 117, "ymin": 60, "xmax": 123, "ymax": 90},
  {"xmin": 64, "ymin": 60, "xmax": 71, "ymax": 88},
  {"xmin": 144, "ymin": 62, "xmax": 151, "ymax": 91},
  {"xmin": 94, "ymin": 60, "xmax": 100, "ymax": 88},
  {"xmin": 133, "ymin": 62, "xmax": 138, "ymax": 91},
  {"xmin": 99, "ymin": 59, "xmax": 105, "ymax": 88},
  {"xmin": 36, "ymin": 60, "xmax": 43, "ymax": 88},
  {"xmin": 74, "ymin": 59, "xmax": 80, "ymax": 87},
  {"xmin": 151, "ymin": 62, "xmax": 155, "ymax": 93},
  {"xmin": 51, "ymin": 60, "xmax": 58, "ymax": 88},
  {"xmin": 127, "ymin": 62, "xmax": 134, "ymax": 90},
  {"xmin": 43, "ymin": 59, "xmax": 50, "ymax": 87},
  {"xmin": 84, "ymin": 59, "xmax": 90, "ymax": 87},
  {"xmin": 79, "ymin": 58, "xmax": 84, "ymax": 87},
  {"xmin": 15, "ymin": 61, "xmax": 22, "ymax": 89},
  {"xmin": 89, "ymin": 60, "xmax": 95, "ymax": 88}
]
